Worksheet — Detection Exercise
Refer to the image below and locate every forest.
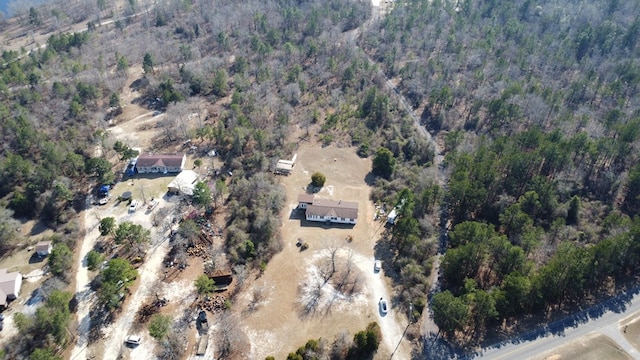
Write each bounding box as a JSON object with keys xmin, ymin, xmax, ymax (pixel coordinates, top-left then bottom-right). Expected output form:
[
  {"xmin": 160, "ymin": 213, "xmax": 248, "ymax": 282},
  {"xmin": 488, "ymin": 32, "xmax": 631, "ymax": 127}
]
[
  {"xmin": 0, "ymin": 0, "xmax": 639, "ymax": 357},
  {"xmin": 362, "ymin": 0, "xmax": 640, "ymax": 347}
]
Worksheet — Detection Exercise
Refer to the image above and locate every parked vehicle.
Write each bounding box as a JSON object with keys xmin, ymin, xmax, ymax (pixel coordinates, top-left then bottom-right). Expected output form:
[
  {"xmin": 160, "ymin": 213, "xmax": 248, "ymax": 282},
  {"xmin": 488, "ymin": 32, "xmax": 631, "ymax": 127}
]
[
  {"xmin": 147, "ymin": 199, "xmax": 159, "ymax": 211},
  {"xmin": 128, "ymin": 200, "xmax": 138, "ymax": 213},
  {"xmin": 125, "ymin": 335, "xmax": 141, "ymax": 345},
  {"xmin": 374, "ymin": 260, "xmax": 381, "ymax": 272},
  {"xmin": 197, "ymin": 310, "xmax": 209, "ymax": 333},
  {"xmin": 379, "ymin": 298, "xmax": 388, "ymax": 315}
]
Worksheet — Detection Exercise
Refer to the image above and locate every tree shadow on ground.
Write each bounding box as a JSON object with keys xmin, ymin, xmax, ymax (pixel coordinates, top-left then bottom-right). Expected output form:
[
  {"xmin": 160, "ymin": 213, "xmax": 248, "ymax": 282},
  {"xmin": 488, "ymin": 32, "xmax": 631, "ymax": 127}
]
[
  {"xmin": 418, "ymin": 332, "xmax": 465, "ymax": 360},
  {"xmin": 372, "ymin": 229, "xmax": 402, "ymax": 284},
  {"xmin": 364, "ymin": 171, "xmax": 376, "ymax": 186}
]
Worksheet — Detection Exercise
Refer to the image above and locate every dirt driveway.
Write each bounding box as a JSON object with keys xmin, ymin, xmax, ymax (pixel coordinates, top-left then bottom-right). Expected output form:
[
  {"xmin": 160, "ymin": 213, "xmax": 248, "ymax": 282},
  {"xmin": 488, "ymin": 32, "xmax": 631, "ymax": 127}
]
[{"xmin": 234, "ymin": 141, "xmax": 412, "ymax": 359}]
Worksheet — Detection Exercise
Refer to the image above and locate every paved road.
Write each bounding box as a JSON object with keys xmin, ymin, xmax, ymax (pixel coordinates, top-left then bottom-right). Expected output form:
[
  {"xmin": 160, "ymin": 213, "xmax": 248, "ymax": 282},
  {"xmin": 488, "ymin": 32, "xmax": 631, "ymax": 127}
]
[{"xmin": 477, "ymin": 287, "xmax": 640, "ymax": 359}]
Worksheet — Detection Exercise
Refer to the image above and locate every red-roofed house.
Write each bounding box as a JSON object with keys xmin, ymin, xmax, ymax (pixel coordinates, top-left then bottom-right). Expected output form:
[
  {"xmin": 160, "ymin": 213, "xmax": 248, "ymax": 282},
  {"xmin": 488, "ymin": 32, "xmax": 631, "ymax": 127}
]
[{"xmin": 135, "ymin": 153, "xmax": 186, "ymax": 174}]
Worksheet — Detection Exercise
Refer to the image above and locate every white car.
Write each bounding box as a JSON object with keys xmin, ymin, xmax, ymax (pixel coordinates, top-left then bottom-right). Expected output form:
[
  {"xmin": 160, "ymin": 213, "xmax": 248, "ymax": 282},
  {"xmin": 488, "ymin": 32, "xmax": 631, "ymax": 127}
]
[
  {"xmin": 98, "ymin": 197, "xmax": 109, "ymax": 205},
  {"xmin": 125, "ymin": 335, "xmax": 141, "ymax": 345},
  {"xmin": 128, "ymin": 200, "xmax": 138, "ymax": 213},
  {"xmin": 147, "ymin": 199, "xmax": 159, "ymax": 211},
  {"xmin": 379, "ymin": 298, "xmax": 388, "ymax": 315},
  {"xmin": 374, "ymin": 260, "xmax": 381, "ymax": 272}
]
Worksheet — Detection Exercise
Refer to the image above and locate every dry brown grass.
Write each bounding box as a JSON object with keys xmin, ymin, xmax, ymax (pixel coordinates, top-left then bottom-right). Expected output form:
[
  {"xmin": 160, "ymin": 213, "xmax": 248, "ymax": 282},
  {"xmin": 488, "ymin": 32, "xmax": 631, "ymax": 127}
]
[
  {"xmin": 228, "ymin": 135, "xmax": 405, "ymax": 359},
  {"xmin": 535, "ymin": 333, "xmax": 632, "ymax": 360},
  {"xmin": 621, "ymin": 312, "xmax": 640, "ymax": 352}
]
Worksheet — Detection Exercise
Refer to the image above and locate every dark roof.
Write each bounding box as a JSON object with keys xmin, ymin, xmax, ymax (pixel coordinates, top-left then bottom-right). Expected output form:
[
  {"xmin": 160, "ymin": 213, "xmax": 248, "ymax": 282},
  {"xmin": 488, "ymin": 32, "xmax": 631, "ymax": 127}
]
[
  {"xmin": 136, "ymin": 153, "xmax": 185, "ymax": 168},
  {"xmin": 297, "ymin": 193, "xmax": 315, "ymax": 204},
  {"xmin": 306, "ymin": 199, "xmax": 359, "ymax": 220}
]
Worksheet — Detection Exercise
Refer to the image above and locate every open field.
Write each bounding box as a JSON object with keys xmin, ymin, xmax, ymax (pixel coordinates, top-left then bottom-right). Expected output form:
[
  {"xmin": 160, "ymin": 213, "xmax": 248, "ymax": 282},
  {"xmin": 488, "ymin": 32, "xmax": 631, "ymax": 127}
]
[{"xmin": 535, "ymin": 333, "xmax": 632, "ymax": 360}]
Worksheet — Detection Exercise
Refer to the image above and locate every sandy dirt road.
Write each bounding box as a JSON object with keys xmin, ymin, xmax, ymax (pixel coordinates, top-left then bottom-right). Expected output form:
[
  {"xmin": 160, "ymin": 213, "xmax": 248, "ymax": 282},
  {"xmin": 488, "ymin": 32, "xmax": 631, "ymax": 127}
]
[
  {"xmin": 101, "ymin": 233, "xmax": 170, "ymax": 360},
  {"xmin": 69, "ymin": 203, "xmax": 103, "ymax": 360}
]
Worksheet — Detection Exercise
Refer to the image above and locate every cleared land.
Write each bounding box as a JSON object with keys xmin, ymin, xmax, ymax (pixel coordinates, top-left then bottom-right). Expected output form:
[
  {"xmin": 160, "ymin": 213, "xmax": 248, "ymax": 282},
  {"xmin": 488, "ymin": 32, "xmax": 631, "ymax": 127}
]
[
  {"xmin": 621, "ymin": 310, "xmax": 640, "ymax": 352},
  {"xmin": 535, "ymin": 333, "xmax": 631, "ymax": 360},
  {"xmin": 233, "ymin": 140, "xmax": 412, "ymax": 359}
]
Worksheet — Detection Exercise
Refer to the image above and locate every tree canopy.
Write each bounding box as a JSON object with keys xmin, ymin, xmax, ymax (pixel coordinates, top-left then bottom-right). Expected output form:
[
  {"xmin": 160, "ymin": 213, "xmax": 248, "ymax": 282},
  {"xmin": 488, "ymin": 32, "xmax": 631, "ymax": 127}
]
[{"xmin": 372, "ymin": 147, "xmax": 396, "ymax": 179}]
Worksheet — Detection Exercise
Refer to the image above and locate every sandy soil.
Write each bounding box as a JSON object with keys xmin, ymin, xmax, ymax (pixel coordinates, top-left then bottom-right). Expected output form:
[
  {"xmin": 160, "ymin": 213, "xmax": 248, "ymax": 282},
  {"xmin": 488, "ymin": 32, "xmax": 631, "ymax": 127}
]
[
  {"xmin": 535, "ymin": 333, "xmax": 632, "ymax": 360},
  {"xmin": 233, "ymin": 140, "xmax": 412, "ymax": 359},
  {"xmin": 621, "ymin": 311, "xmax": 640, "ymax": 352}
]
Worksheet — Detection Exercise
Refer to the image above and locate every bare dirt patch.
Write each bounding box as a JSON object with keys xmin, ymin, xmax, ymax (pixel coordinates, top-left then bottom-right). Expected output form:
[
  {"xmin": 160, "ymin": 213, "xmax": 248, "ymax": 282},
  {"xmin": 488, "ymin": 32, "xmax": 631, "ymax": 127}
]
[
  {"xmin": 535, "ymin": 333, "xmax": 632, "ymax": 360},
  {"xmin": 621, "ymin": 311, "xmax": 640, "ymax": 352}
]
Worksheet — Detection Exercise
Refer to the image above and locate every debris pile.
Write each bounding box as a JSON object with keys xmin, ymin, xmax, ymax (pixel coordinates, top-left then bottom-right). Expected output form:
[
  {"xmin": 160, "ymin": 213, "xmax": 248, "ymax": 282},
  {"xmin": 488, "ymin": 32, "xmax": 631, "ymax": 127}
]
[
  {"xmin": 186, "ymin": 244, "xmax": 210, "ymax": 259},
  {"xmin": 198, "ymin": 295, "xmax": 226, "ymax": 313}
]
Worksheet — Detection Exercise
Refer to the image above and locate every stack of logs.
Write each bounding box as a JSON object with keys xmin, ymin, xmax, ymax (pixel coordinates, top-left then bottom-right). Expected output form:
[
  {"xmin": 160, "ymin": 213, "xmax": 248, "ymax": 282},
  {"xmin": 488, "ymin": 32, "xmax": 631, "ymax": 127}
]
[
  {"xmin": 198, "ymin": 295, "xmax": 226, "ymax": 313},
  {"xmin": 186, "ymin": 245, "xmax": 209, "ymax": 259},
  {"xmin": 135, "ymin": 297, "xmax": 169, "ymax": 323}
]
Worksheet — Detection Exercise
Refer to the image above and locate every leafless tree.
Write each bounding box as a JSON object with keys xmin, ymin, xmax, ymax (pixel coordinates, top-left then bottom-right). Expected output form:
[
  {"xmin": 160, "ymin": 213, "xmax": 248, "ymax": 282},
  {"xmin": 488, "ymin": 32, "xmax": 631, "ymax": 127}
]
[
  {"xmin": 158, "ymin": 329, "xmax": 187, "ymax": 360},
  {"xmin": 248, "ymin": 285, "xmax": 265, "ymax": 313},
  {"xmin": 321, "ymin": 240, "xmax": 340, "ymax": 281},
  {"xmin": 330, "ymin": 330, "xmax": 352, "ymax": 360},
  {"xmin": 217, "ymin": 312, "xmax": 250, "ymax": 359}
]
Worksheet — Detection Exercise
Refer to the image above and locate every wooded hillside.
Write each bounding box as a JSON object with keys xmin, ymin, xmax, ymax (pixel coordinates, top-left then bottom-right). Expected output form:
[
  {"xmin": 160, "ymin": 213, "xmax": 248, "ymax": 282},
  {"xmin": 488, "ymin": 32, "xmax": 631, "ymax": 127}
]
[
  {"xmin": 364, "ymin": 0, "xmax": 640, "ymax": 345},
  {"xmin": 3, "ymin": 0, "xmax": 640, "ymax": 354}
]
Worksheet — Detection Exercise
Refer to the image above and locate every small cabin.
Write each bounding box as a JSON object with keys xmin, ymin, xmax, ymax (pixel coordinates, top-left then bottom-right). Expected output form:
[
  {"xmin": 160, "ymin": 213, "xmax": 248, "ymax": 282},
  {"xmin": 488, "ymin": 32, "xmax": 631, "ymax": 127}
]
[{"xmin": 35, "ymin": 241, "xmax": 53, "ymax": 257}]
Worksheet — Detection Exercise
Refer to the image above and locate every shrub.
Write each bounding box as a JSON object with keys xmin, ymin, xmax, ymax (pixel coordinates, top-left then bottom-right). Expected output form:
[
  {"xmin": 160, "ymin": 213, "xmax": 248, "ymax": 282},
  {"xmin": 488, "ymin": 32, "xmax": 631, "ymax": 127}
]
[
  {"xmin": 195, "ymin": 274, "xmax": 215, "ymax": 295},
  {"xmin": 311, "ymin": 172, "xmax": 326, "ymax": 187},
  {"xmin": 49, "ymin": 243, "xmax": 74, "ymax": 279},
  {"xmin": 349, "ymin": 322, "xmax": 381, "ymax": 358},
  {"xmin": 86, "ymin": 250, "xmax": 104, "ymax": 271},
  {"xmin": 148, "ymin": 314, "xmax": 172, "ymax": 339}
]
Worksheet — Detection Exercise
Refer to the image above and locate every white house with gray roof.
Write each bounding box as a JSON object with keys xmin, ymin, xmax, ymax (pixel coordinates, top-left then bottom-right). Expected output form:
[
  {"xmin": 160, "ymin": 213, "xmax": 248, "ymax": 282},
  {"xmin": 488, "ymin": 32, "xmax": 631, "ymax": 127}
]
[{"xmin": 298, "ymin": 194, "xmax": 359, "ymax": 225}]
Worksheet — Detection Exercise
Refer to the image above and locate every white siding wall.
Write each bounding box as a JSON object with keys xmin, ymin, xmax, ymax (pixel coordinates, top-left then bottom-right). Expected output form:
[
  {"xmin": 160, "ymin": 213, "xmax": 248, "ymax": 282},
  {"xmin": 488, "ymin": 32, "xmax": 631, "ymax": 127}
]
[{"xmin": 306, "ymin": 214, "xmax": 356, "ymax": 225}]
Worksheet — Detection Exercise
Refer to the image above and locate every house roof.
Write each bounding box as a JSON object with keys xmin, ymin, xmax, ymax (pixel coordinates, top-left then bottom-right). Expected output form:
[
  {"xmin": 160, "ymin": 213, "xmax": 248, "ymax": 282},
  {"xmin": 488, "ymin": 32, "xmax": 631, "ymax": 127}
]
[
  {"xmin": 0, "ymin": 269, "xmax": 20, "ymax": 296},
  {"xmin": 276, "ymin": 162, "xmax": 294, "ymax": 172},
  {"xmin": 136, "ymin": 153, "xmax": 185, "ymax": 168},
  {"xmin": 0, "ymin": 269, "xmax": 20, "ymax": 283},
  {"xmin": 168, "ymin": 170, "xmax": 199, "ymax": 195},
  {"xmin": 35, "ymin": 241, "xmax": 52, "ymax": 253},
  {"xmin": 0, "ymin": 288, "xmax": 6, "ymax": 306},
  {"xmin": 278, "ymin": 159, "xmax": 295, "ymax": 166},
  {"xmin": 297, "ymin": 193, "xmax": 315, "ymax": 204},
  {"xmin": 306, "ymin": 198, "xmax": 359, "ymax": 220}
]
